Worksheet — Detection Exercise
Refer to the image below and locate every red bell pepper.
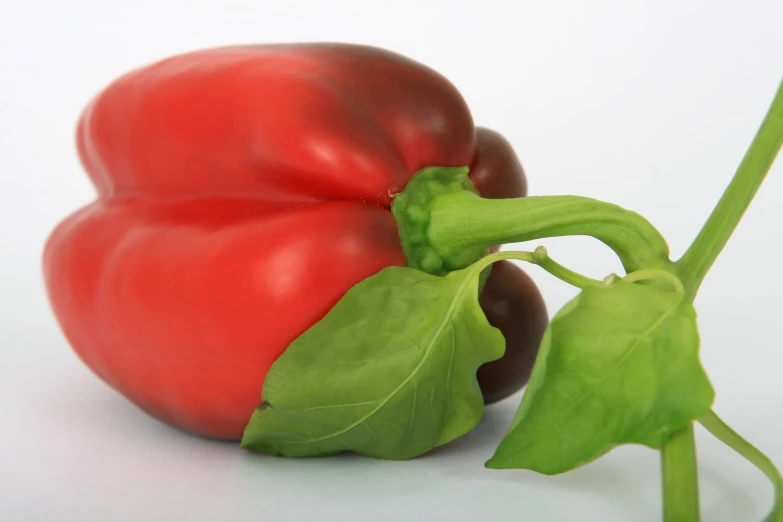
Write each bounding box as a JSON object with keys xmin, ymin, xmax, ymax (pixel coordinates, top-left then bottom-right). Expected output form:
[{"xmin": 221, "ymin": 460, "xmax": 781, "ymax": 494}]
[{"xmin": 44, "ymin": 43, "xmax": 546, "ymax": 440}]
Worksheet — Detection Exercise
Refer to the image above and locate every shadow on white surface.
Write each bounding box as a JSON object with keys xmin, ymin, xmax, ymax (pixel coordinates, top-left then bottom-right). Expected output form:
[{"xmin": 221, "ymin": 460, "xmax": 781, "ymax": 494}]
[{"xmin": 0, "ymin": 337, "xmax": 776, "ymax": 521}]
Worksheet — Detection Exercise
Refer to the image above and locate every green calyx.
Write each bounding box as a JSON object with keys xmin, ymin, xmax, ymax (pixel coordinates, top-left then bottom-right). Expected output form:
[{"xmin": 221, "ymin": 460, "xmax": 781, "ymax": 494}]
[
  {"xmin": 393, "ymin": 166, "xmax": 674, "ymax": 277},
  {"xmin": 391, "ymin": 166, "xmax": 488, "ymax": 275}
]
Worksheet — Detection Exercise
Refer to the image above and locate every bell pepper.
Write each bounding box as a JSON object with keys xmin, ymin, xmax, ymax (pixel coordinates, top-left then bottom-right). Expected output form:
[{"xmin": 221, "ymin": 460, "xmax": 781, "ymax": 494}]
[{"xmin": 43, "ymin": 43, "xmax": 547, "ymax": 440}]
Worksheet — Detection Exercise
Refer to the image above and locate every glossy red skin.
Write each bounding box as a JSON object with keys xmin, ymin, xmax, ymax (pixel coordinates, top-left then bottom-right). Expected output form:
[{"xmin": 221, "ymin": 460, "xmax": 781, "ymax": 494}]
[{"xmin": 44, "ymin": 44, "xmax": 545, "ymax": 440}]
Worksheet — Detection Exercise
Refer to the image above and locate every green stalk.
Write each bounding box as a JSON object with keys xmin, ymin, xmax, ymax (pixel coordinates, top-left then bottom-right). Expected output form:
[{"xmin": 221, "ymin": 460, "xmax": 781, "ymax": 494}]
[
  {"xmin": 427, "ymin": 192, "xmax": 672, "ymax": 274},
  {"xmin": 531, "ymin": 246, "xmax": 603, "ymax": 289},
  {"xmin": 471, "ymin": 248, "xmax": 602, "ymax": 290},
  {"xmin": 661, "ymin": 423, "xmax": 701, "ymax": 522},
  {"xmin": 699, "ymin": 411, "xmax": 783, "ymax": 522},
  {"xmin": 676, "ymin": 79, "xmax": 783, "ymax": 300}
]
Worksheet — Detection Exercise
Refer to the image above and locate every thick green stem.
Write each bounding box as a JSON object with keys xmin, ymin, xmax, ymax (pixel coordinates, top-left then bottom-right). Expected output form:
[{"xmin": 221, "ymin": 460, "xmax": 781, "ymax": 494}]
[
  {"xmin": 699, "ymin": 410, "xmax": 783, "ymax": 522},
  {"xmin": 427, "ymin": 192, "xmax": 672, "ymax": 274},
  {"xmin": 661, "ymin": 423, "xmax": 701, "ymax": 522},
  {"xmin": 676, "ymin": 79, "xmax": 783, "ymax": 300}
]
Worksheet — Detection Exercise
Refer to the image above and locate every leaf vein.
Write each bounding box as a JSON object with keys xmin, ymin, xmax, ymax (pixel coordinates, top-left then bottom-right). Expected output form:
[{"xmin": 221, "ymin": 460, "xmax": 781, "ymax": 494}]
[
  {"xmin": 559, "ymin": 296, "xmax": 682, "ymax": 427},
  {"xmin": 273, "ymin": 268, "xmax": 481, "ymax": 446},
  {"xmin": 289, "ymin": 400, "xmax": 380, "ymax": 413}
]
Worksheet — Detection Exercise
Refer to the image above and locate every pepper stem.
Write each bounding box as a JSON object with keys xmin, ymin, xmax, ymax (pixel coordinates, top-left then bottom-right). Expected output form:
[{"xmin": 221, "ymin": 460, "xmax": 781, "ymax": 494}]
[{"xmin": 426, "ymin": 191, "xmax": 673, "ymax": 274}]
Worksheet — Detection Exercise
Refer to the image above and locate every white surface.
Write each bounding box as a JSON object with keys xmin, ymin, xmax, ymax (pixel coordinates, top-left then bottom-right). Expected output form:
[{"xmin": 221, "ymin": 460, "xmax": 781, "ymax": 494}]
[{"xmin": 1, "ymin": 1, "xmax": 782, "ymax": 521}]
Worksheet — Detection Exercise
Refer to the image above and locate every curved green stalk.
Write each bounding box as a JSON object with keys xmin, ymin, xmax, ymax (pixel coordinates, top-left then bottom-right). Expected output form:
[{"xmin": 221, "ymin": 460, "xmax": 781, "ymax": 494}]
[
  {"xmin": 427, "ymin": 192, "xmax": 672, "ymax": 274},
  {"xmin": 532, "ymin": 246, "xmax": 604, "ymax": 289},
  {"xmin": 472, "ymin": 249, "xmax": 601, "ymax": 290},
  {"xmin": 622, "ymin": 268, "xmax": 685, "ymax": 295},
  {"xmin": 699, "ymin": 410, "xmax": 783, "ymax": 522}
]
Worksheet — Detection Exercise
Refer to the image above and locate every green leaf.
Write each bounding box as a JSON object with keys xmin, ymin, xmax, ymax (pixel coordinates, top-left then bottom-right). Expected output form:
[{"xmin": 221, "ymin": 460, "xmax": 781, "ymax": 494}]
[
  {"xmin": 241, "ymin": 263, "xmax": 505, "ymax": 460},
  {"xmin": 486, "ymin": 277, "xmax": 714, "ymax": 475}
]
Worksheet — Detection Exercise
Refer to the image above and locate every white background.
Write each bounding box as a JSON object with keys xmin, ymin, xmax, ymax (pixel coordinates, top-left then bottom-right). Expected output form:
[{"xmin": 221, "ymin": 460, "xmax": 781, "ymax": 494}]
[{"xmin": 1, "ymin": 1, "xmax": 781, "ymax": 521}]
